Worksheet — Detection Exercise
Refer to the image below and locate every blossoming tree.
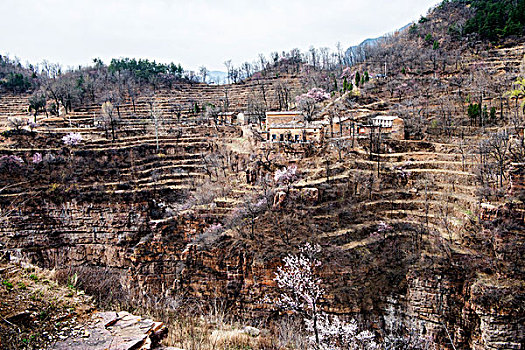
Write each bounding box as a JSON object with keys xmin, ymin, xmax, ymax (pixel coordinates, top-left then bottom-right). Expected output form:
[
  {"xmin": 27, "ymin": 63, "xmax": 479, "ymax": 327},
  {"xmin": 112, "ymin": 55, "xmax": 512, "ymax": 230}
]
[
  {"xmin": 295, "ymin": 88, "xmax": 330, "ymax": 121},
  {"xmin": 274, "ymin": 165, "xmax": 298, "ymax": 185},
  {"xmin": 62, "ymin": 132, "xmax": 83, "ymax": 146},
  {"xmin": 274, "ymin": 243, "xmax": 378, "ymax": 349}
]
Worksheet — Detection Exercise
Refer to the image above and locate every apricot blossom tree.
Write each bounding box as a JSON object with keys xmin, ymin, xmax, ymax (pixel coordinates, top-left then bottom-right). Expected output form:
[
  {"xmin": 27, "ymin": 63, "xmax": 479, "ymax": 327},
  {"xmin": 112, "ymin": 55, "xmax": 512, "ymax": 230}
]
[
  {"xmin": 274, "ymin": 243, "xmax": 378, "ymax": 349},
  {"xmin": 62, "ymin": 132, "xmax": 83, "ymax": 146},
  {"xmin": 296, "ymin": 88, "xmax": 330, "ymax": 121}
]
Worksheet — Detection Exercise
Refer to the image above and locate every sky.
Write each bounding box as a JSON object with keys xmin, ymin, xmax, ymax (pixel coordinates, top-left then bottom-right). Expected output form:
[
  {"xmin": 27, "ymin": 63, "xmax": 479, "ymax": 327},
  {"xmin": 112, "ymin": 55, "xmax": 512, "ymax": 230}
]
[{"xmin": 0, "ymin": 0, "xmax": 441, "ymax": 72}]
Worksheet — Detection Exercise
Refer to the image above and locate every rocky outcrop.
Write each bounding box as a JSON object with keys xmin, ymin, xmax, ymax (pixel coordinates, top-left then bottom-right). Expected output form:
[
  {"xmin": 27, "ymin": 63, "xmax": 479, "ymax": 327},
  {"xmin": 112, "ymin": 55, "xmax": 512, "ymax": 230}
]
[
  {"xmin": 405, "ymin": 268, "xmax": 524, "ymax": 350},
  {"xmin": 53, "ymin": 311, "xmax": 167, "ymax": 350}
]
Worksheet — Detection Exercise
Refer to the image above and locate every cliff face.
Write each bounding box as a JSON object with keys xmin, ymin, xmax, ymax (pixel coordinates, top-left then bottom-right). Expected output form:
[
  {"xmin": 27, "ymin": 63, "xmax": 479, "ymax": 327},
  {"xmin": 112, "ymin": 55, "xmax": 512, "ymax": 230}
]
[
  {"xmin": 2, "ymin": 196, "xmax": 267, "ymax": 298},
  {"xmin": 2, "ymin": 193, "xmax": 523, "ymax": 349},
  {"xmin": 405, "ymin": 269, "xmax": 524, "ymax": 350}
]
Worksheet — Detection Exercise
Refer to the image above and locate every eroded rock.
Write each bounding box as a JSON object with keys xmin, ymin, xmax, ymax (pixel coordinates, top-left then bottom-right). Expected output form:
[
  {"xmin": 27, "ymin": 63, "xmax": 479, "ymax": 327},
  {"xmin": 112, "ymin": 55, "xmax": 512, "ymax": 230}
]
[{"xmin": 52, "ymin": 311, "xmax": 167, "ymax": 350}]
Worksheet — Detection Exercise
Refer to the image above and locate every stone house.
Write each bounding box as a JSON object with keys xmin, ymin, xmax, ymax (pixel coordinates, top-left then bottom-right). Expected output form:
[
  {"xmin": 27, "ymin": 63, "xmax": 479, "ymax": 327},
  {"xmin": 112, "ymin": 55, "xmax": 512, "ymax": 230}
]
[
  {"xmin": 217, "ymin": 112, "xmax": 237, "ymax": 125},
  {"xmin": 266, "ymin": 111, "xmax": 322, "ymax": 143},
  {"xmin": 267, "ymin": 122, "xmax": 323, "ymax": 143},
  {"xmin": 357, "ymin": 116, "xmax": 404, "ymax": 140},
  {"xmin": 320, "ymin": 115, "xmax": 356, "ymax": 138},
  {"xmin": 265, "ymin": 111, "xmax": 304, "ymax": 127}
]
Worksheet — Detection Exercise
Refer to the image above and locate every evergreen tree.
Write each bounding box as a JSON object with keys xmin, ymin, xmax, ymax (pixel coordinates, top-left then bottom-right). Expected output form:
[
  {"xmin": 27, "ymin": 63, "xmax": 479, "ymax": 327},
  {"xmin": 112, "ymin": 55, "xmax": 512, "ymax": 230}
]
[{"xmin": 464, "ymin": 0, "xmax": 525, "ymax": 41}]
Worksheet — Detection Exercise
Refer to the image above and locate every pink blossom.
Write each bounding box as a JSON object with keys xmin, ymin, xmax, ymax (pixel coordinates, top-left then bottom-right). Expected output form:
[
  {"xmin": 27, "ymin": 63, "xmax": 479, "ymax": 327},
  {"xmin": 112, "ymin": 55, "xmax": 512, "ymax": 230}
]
[
  {"xmin": 306, "ymin": 314, "xmax": 378, "ymax": 349},
  {"xmin": 377, "ymin": 221, "xmax": 393, "ymax": 232},
  {"xmin": 62, "ymin": 132, "xmax": 83, "ymax": 146},
  {"xmin": 296, "ymin": 88, "xmax": 330, "ymax": 105},
  {"xmin": 32, "ymin": 153, "xmax": 43, "ymax": 164},
  {"xmin": 274, "ymin": 165, "xmax": 297, "ymax": 184},
  {"xmin": 273, "ymin": 243, "xmax": 378, "ymax": 349},
  {"xmin": 306, "ymin": 88, "xmax": 330, "ymax": 102},
  {"xmin": 274, "ymin": 243, "xmax": 324, "ymax": 312},
  {"xmin": 255, "ymin": 197, "xmax": 267, "ymax": 208}
]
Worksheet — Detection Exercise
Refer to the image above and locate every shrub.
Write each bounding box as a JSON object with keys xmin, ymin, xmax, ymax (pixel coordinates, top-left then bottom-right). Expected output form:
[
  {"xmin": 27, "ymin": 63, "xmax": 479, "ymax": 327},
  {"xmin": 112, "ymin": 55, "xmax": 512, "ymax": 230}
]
[
  {"xmin": 2, "ymin": 280, "xmax": 13, "ymax": 290},
  {"xmin": 0, "ymin": 155, "xmax": 24, "ymax": 173},
  {"xmin": 62, "ymin": 132, "xmax": 83, "ymax": 146}
]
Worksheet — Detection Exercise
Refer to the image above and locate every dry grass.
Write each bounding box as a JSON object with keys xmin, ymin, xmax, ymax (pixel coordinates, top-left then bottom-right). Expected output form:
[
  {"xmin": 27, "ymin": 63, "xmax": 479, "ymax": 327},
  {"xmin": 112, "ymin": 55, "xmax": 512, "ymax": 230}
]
[{"xmin": 0, "ymin": 262, "xmax": 95, "ymax": 349}]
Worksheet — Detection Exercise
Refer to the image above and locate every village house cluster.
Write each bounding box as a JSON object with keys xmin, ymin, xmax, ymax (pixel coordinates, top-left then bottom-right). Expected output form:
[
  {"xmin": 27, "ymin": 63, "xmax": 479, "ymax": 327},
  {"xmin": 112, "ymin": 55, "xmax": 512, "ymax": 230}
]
[
  {"xmin": 214, "ymin": 109, "xmax": 404, "ymax": 143},
  {"xmin": 213, "ymin": 111, "xmax": 404, "ymax": 143}
]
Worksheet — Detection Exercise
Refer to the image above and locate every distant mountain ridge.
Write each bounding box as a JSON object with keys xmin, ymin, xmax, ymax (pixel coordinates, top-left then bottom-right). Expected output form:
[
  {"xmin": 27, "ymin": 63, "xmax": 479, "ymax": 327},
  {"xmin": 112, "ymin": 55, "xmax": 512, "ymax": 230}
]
[
  {"xmin": 207, "ymin": 70, "xmax": 228, "ymax": 84},
  {"xmin": 345, "ymin": 23, "xmax": 411, "ymax": 66}
]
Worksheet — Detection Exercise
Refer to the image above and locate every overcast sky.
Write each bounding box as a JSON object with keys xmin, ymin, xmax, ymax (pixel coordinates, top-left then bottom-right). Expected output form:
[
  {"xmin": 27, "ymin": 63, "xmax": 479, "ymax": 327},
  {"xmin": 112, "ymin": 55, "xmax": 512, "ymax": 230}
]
[{"xmin": 1, "ymin": 0, "xmax": 441, "ymax": 72}]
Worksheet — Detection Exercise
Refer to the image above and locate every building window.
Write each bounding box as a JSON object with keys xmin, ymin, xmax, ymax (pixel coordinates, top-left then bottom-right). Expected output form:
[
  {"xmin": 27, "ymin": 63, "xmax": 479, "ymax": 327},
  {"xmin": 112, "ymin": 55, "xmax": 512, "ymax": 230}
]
[{"xmin": 272, "ymin": 134, "xmax": 276, "ymax": 141}]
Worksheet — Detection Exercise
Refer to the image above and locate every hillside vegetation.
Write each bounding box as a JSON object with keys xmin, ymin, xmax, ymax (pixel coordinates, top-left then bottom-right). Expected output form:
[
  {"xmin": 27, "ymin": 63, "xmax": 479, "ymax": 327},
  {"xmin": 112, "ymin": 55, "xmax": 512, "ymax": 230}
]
[{"xmin": 0, "ymin": 0, "xmax": 523, "ymax": 349}]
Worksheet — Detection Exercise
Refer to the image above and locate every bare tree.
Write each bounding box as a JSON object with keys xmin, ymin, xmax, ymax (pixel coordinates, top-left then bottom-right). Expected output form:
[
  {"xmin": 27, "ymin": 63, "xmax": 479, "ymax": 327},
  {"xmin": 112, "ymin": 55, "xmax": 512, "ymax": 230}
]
[
  {"xmin": 205, "ymin": 103, "xmax": 220, "ymax": 128},
  {"xmin": 276, "ymin": 83, "xmax": 291, "ymax": 111},
  {"xmin": 145, "ymin": 93, "xmax": 162, "ymax": 152},
  {"xmin": 330, "ymin": 137, "xmax": 348, "ymax": 161},
  {"xmin": 199, "ymin": 66, "xmax": 209, "ymax": 83},
  {"xmin": 99, "ymin": 101, "xmax": 119, "ymax": 141},
  {"xmin": 127, "ymin": 82, "xmax": 139, "ymax": 115},
  {"xmin": 28, "ymin": 90, "xmax": 47, "ymax": 123},
  {"xmin": 7, "ymin": 117, "xmax": 27, "ymax": 131},
  {"xmin": 170, "ymin": 101, "xmax": 183, "ymax": 124},
  {"xmin": 485, "ymin": 131, "xmax": 510, "ymax": 188},
  {"xmin": 224, "ymin": 60, "xmax": 232, "ymax": 84},
  {"xmin": 247, "ymin": 96, "xmax": 267, "ymax": 127}
]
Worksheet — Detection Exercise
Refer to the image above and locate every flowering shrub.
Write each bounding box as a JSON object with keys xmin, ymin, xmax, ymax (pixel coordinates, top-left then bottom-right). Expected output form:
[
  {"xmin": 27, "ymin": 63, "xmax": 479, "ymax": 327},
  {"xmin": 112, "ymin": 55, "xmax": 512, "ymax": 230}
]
[
  {"xmin": 370, "ymin": 221, "xmax": 394, "ymax": 241},
  {"xmin": 205, "ymin": 223, "xmax": 223, "ymax": 235},
  {"xmin": 305, "ymin": 88, "xmax": 330, "ymax": 102},
  {"xmin": 62, "ymin": 132, "xmax": 83, "ymax": 146},
  {"xmin": 295, "ymin": 88, "xmax": 330, "ymax": 105},
  {"xmin": 275, "ymin": 243, "xmax": 323, "ymax": 313},
  {"xmin": 306, "ymin": 314, "xmax": 378, "ymax": 350},
  {"xmin": 274, "ymin": 243, "xmax": 378, "ymax": 349},
  {"xmin": 32, "ymin": 153, "xmax": 43, "ymax": 164},
  {"xmin": 274, "ymin": 165, "xmax": 297, "ymax": 185},
  {"xmin": 295, "ymin": 88, "xmax": 329, "ymax": 120},
  {"xmin": 255, "ymin": 197, "xmax": 268, "ymax": 209},
  {"xmin": 377, "ymin": 221, "xmax": 393, "ymax": 233}
]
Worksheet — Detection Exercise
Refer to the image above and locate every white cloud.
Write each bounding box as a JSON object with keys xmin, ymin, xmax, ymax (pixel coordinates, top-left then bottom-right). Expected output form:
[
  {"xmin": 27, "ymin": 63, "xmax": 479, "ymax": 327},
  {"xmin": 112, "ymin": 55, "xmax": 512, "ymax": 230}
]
[{"xmin": 0, "ymin": 0, "xmax": 441, "ymax": 71}]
